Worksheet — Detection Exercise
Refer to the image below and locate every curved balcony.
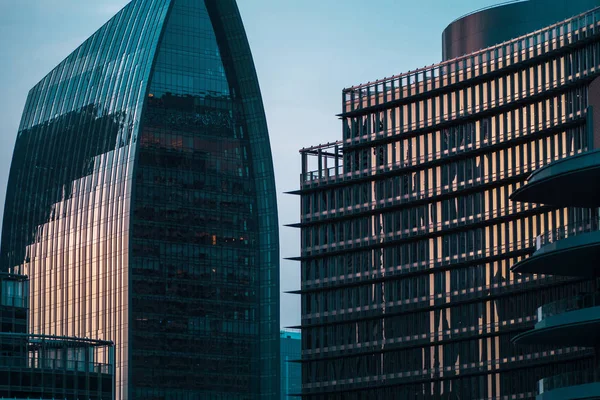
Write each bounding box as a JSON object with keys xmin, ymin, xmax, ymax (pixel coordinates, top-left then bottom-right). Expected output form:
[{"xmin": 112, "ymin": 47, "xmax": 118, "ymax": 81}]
[
  {"xmin": 512, "ymin": 292, "xmax": 600, "ymax": 347},
  {"xmin": 537, "ymin": 370, "xmax": 600, "ymax": 400},
  {"xmin": 510, "ymin": 150, "xmax": 600, "ymax": 207},
  {"xmin": 511, "ymin": 219, "xmax": 600, "ymax": 277}
]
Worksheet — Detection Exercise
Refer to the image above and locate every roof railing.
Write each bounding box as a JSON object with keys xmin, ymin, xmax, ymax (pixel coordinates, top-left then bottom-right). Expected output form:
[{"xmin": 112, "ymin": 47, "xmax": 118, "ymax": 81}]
[{"xmin": 343, "ymin": 5, "xmax": 600, "ymax": 93}]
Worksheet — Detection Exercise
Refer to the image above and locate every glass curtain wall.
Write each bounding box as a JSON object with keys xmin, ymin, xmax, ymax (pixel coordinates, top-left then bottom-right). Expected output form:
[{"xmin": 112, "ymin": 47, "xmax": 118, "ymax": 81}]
[
  {"xmin": 1, "ymin": 0, "xmax": 279, "ymax": 399},
  {"xmin": 0, "ymin": 2, "xmax": 171, "ymax": 398},
  {"xmin": 131, "ymin": 0, "xmax": 278, "ymax": 398}
]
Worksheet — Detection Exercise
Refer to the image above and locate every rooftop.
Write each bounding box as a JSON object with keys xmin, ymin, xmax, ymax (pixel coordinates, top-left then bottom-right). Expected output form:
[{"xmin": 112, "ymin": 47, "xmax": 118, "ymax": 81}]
[
  {"xmin": 281, "ymin": 329, "xmax": 301, "ymax": 340},
  {"xmin": 447, "ymin": 0, "xmax": 529, "ymax": 26},
  {"xmin": 343, "ymin": 4, "xmax": 600, "ymax": 94}
]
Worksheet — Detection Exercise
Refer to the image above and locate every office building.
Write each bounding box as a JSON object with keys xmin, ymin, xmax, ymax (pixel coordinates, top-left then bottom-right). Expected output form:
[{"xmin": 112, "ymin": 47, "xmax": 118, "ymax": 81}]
[
  {"xmin": 509, "ymin": 121, "xmax": 600, "ymax": 398},
  {"xmin": 292, "ymin": 2, "xmax": 600, "ymax": 398},
  {"xmin": 280, "ymin": 329, "xmax": 301, "ymax": 398},
  {"xmin": 0, "ymin": 273, "xmax": 114, "ymax": 400},
  {"xmin": 0, "ymin": 0, "xmax": 280, "ymax": 399},
  {"xmin": 0, "ymin": 273, "xmax": 27, "ymax": 335}
]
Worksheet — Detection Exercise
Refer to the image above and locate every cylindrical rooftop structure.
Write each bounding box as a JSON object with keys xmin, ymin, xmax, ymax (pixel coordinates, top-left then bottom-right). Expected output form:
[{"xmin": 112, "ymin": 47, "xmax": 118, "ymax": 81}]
[{"xmin": 442, "ymin": 0, "xmax": 600, "ymax": 60}]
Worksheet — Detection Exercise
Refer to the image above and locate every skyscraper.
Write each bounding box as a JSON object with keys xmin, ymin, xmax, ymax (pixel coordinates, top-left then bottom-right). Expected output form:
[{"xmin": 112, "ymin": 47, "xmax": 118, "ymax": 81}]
[
  {"xmin": 292, "ymin": 2, "xmax": 600, "ymax": 398},
  {"xmin": 280, "ymin": 329, "xmax": 301, "ymax": 399},
  {"xmin": 1, "ymin": 0, "xmax": 280, "ymax": 399}
]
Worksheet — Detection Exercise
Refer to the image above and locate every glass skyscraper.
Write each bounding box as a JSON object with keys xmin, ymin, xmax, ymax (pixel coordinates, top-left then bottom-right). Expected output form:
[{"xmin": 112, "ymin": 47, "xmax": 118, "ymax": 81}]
[
  {"xmin": 0, "ymin": 0, "xmax": 280, "ymax": 399},
  {"xmin": 280, "ymin": 329, "xmax": 301, "ymax": 399},
  {"xmin": 293, "ymin": 2, "xmax": 600, "ymax": 398}
]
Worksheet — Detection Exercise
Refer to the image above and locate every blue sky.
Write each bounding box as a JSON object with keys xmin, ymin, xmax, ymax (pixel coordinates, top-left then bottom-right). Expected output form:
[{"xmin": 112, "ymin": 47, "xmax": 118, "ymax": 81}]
[{"xmin": 0, "ymin": 0, "xmax": 505, "ymax": 328}]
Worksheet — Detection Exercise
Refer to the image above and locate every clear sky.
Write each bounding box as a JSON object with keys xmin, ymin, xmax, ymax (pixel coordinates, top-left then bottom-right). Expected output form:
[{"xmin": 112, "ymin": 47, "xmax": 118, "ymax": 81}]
[{"xmin": 0, "ymin": 0, "xmax": 506, "ymax": 329}]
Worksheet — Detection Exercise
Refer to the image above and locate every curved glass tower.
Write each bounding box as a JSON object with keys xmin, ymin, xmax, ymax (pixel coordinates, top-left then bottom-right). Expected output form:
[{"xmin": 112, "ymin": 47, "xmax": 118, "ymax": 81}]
[{"xmin": 0, "ymin": 0, "xmax": 280, "ymax": 399}]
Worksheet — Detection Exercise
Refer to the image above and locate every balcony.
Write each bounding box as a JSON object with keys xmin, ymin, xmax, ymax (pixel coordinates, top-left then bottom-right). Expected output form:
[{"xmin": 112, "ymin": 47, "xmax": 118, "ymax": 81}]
[
  {"xmin": 511, "ymin": 219, "xmax": 600, "ymax": 277},
  {"xmin": 512, "ymin": 292, "xmax": 600, "ymax": 346},
  {"xmin": 537, "ymin": 370, "xmax": 600, "ymax": 400},
  {"xmin": 510, "ymin": 149, "xmax": 600, "ymax": 207}
]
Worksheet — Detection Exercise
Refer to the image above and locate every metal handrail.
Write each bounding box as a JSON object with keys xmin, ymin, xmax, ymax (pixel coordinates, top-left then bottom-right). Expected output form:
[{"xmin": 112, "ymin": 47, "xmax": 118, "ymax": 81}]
[
  {"xmin": 0, "ymin": 332, "xmax": 113, "ymax": 347},
  {"xmin": 344, "ymin": 6, "xmax": 600, "ymax": 93},
  {"xmin": 304, "ymin": 276, "xmax": 550, "ymax": 322},
  {"xmin": 303, "ymin": 316, "xmax": 535, "ymax": 358},
  {"xmin": 538, "ymin": 369, "xmax": 600, "ymax": 394},
  {"xmin": 534, "ymin": 217, "xmax": 600, "ymax": 250},
  {"xmin": 303, "ymin": 159, "xmax": 534, "ymax": 227},
  {"xmin": 303, "ymin": 236, "xmax": 537, "ymax": 288},
  {"xmin": 304, "ymin": 347, "xmax": 587, "ymax": 390},
  {"xmin": 0, "ymin": 355, "xmax": 113, "ymax": 374},
  {"xmin": 302, "ymin": 104, "xmax": 581, "ymax": 184},
  {"xmin": 305, "ymin": 203, "xmax": 529, "ymax": 252},
  {"xmin": 537, "ymin": 292, "xmax": 600, "ymax": 322}
]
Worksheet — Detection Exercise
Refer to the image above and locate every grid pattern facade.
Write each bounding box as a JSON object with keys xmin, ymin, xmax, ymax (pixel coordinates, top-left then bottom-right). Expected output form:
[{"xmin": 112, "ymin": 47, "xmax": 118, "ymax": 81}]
[
  {"xmin": 297, "ymin": 7, "xmax": 600, "ymax": 399},
  {"xmin": 0, "ymin": 333, "xmax": 114, "ymax": 400},
  {"xmin": 1, "ymin": 0, "xmax": 279, "ymax": 399},
  {"xmin": 131, "ymin": 0, "xmax": 279, "ymax": 398},
  {"xmin": 0, "ymin": 274, "xmax": 27, "ymax": 334},
  {"xmin": 0, "ymin": 274, "xmax": 114, "ymax": 400},
  {"xmin": 0, "ymin": 1, "xmax": 171, "ymax": 397},
  {"xmin": 280, "ymin": 329, "xmax": 301, "ymax": 398}
]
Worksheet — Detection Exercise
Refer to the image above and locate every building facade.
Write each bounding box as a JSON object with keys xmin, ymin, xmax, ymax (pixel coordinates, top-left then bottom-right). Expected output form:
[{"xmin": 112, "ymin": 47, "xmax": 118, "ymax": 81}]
[
  {"xmin": 293, "ymin": 3, "xmax": 600, "ymax": 399},
  {"xmin": 0, "ymin": 273, "xmax": 27, "ymax": 335},
  {"xmin": 509, "ymin": 115, "xmax": 600, "ymax": 398},
  {"xmin": 0, "ymin": 273, "xmax": 114, "ymax": 400},
  {"xmin": 280, "ymin": 329, "xmax": 302, "ymax": 398},
  {"xmin": 0, "ymin": 0, "xmax": 280, "ymax": 399}
]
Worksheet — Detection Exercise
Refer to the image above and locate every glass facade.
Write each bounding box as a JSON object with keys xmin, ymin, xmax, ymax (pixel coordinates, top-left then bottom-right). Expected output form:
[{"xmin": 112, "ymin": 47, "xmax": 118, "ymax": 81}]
[
  {"xmin": 1, "ymin": 0, "xmax": 279, "ymax": 399},
  {"xmin": 0, "ymin": 273, "xmax": 114, "ymax": 400},
  {"xmin": 0, "ymin": 333, "xmax": 114, "ymax": 400},
  {"xmin": 0, "ymin": 273, "xmax": 28, "ymax": 335},
  {"xmin": 295, "ymin": 6, "xmax": 600, "ymax": 399},
  {"xmin": 281, "ymin": 329, "xmax": 302, "ymax": 398}
]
